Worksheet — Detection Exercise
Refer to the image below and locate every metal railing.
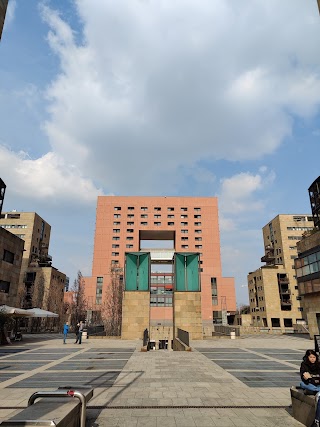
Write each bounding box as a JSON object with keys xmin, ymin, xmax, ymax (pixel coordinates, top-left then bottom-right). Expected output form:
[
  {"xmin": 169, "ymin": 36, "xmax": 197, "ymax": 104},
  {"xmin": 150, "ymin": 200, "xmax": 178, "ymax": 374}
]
[
  {"xmin": 28, "ymin": 389, "xmax": 86, "ymax": 427},
  {"xmin": 177, "ymin": 328, "xmax": 189, "ymax": 346}
]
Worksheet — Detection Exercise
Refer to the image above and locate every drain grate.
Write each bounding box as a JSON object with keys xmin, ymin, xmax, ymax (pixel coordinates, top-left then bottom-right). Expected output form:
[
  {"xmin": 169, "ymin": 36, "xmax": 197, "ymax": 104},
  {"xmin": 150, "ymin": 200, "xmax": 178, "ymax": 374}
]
[{"xmin": 87, "ymin": 405, "xmax": 291, "ymax": 409}]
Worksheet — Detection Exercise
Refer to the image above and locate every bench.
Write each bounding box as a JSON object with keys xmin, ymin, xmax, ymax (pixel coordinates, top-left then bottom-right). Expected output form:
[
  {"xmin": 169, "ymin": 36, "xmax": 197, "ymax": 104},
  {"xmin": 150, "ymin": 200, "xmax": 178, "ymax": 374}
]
[
  {"xmin": 290, "ymin": 386, "xmax": 317, "ymax": 427},
  {"xmin": 0, "ymin": 386, "xmax": 94, "ymax": 427}
]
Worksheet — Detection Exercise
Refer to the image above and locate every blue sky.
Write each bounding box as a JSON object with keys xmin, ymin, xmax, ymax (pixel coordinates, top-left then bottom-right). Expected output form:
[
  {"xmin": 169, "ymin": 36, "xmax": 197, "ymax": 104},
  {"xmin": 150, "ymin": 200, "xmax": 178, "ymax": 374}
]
[{"xmin": 1, "ymin": 0, "xmax": 320, "ymax": 305}]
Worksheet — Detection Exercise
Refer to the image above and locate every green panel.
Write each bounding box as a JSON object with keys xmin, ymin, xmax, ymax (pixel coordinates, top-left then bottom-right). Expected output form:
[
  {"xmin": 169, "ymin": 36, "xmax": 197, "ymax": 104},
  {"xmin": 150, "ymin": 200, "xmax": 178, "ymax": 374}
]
[
  {"xmin": 175, "ymin": 253, "xmax": 186, "ymax": 291},
  {"xmin": 186, "ymin": 253, "xmax": 200, "ymax": 291},
  {"xmin": 174, "ymin": 253, "xmax": 200, "ymax": 291},
  {"xmin": 138, "ymin": 253, "xmax": 149, "ymax": 291},
  {"xmin": 125, "ymin": 252, "xmax": 150, "ymax": 291},
  {"xmin": 125, "ymin": 253, "xmax": 138, "ymax": 291}
]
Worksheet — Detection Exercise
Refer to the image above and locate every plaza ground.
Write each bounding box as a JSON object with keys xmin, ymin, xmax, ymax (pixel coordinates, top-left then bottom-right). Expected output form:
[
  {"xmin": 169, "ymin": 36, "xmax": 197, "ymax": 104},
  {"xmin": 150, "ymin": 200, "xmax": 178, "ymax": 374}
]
[{"xmin": 0, "ymin": 333, "xmax": 313, "ymax": 426}]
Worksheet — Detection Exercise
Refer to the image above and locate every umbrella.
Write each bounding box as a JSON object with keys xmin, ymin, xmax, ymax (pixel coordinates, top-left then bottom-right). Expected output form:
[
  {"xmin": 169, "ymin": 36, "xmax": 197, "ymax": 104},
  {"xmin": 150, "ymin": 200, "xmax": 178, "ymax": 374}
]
[
  {"xmin": 0, "ymin": 305, "xmax": 34, "ymax": 317},
  {"xmin": 25, "ymin": 308, "xmax": 59, "ymax": 318}
]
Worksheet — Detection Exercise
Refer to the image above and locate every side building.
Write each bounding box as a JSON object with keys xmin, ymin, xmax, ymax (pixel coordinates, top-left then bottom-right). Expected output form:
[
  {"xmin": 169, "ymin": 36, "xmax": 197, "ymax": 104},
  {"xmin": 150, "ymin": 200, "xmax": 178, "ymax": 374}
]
[
  {"xmin": 0, "ymin": 179, "xmax": 24, "ymax": 306},
  {"xmin": 83, "ymin": 196, "xmax": 236, "ymax": 338},
  {"xmin": 0, "ymin": 211, "xmax": 66, "ymax": 318},
  {"xmin": 294, "ymin": 176, "xmax": 320, "ymax": 338},
  {"xmin": 248, "ymin": 214, "xmax": 314, "ymax": 332}
]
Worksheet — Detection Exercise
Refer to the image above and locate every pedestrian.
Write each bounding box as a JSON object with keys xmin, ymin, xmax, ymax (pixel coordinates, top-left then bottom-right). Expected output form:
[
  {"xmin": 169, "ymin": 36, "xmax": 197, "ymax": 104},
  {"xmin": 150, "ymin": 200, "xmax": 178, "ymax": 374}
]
[
  {"xmin": 300, "ymin": 349, "xmax": 320, "ymax": 427},
  {"xmin": 77, "ymin": 321, "xmax": 84, "ymax": 345},
  {"xmin": 63, "ymin": 321, "xmax": 69, "ymax": 344},
  {"xmin": 74, "ymin": 322, "xmax": 80, "ymax": 344}
]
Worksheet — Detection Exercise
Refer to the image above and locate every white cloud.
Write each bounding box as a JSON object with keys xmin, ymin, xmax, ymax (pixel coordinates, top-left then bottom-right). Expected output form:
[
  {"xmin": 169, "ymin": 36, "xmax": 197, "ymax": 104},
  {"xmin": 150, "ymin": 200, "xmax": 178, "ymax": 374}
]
[
  {"xmin": 218, "ymin": 171, "xmax": 275, "ymax": 215},
  {"xmin": 31, "ymin": 0, "xmax": 320, "ymax": 194},
  {"xmin": 0, "ymin": 146, "xmax": 102, "ymax": 206},
  {"xmin": 5, "ymin": 0, "xmax": 17, "ymax": 28}
]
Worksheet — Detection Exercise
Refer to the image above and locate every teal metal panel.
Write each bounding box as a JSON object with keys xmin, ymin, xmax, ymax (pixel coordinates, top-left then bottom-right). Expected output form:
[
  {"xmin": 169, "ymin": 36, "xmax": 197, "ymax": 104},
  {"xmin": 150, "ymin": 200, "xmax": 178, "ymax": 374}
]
[
  {"xmin": 125, "ymin": 252, "xmax": 150, "ymax": 291},
  {"xmin": 125, "ymin": 253, "xmax": 138, "ymax": 291},
  {"xmin": 174, "ymin": 253, "xmax": 200, "ymax": 291}
]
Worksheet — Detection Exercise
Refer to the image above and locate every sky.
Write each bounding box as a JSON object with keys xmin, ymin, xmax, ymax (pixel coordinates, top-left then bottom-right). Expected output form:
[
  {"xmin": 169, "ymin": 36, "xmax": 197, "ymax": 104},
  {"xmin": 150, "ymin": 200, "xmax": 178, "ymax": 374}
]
[{"xmin": 1, "ymin": 0, "xmax": 320, "ymax": 306}]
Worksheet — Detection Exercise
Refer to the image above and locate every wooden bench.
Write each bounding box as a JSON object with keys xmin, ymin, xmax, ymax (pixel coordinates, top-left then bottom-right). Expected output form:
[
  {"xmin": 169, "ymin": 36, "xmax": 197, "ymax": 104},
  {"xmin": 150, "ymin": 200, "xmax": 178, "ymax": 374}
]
[
  {"xmin": 0, "ymin": 387, "xmax": 94, "ymax": 427},
  {"xmin": 290, "ymin": 386, "xmax": 317, "ymax": 427}
]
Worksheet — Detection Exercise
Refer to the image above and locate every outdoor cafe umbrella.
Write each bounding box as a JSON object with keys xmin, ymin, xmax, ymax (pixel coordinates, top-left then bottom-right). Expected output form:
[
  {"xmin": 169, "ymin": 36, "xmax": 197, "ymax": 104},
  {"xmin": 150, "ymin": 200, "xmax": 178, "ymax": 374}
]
[
  {"xmin": 25, "ymin": 308, "xmax": 59, "ymax": 318},
  {"xmin": 0, "ymin": 305, "xmax": 34, "ymax": 317}
]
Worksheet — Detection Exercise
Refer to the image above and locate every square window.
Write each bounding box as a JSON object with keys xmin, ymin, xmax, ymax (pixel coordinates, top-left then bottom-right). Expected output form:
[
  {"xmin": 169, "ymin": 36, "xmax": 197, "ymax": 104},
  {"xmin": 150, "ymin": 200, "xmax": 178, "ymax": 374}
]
[
  {"xmin": 127, "ymin": 214, "xmax": 134, "ymax": 218},
  {"xmin": 114, "ymin": 214, "xmax": 121, "ymax": 218},
  {"xmin": 167, "ymin": 214, "xmax": 174, "ymax": 218},
  {"xmin": 167, "ymin": 207, "xmax": 174, "ymax": 211},
  {"xmin": 194, "ymin": 222, "xmax": 201, "ymax": 226},
  {"xmin": 112, "ymin": 244, "xmax": 119, "ymax": 248},
  {"xmin": 195, "ymin": 229, "xmax": 202, "ymax": 234},
  {"xmin": 154, "ymin": 214, "xmax": 161, "ymax": 218},
  {"xmin": 114, "ymin": 207, "xmax": 121, "ymax": 211},
  {"xmin": 113, "ymin": 221, "xmax": 120, "ymax": 225},
  {"xmin": 127, "ymin": 236, "xmax": 133, "ymax": 240},
  {"xmin": 141, "ymin": 214, "xmax": 148, "ymax": 218},
  {"xmin": 181, "ymin": 222, "xmax": 188, "ymax": 226},
  {"xmin": 141, "ymin": 222, "xmax": 148, "ymax": 225},
  {"xmin": 154, "ymin": 207, "xmax": 161, "ymax": 211},
  {"xmin": 154, "ymin": 222, "xmax": 161, "ymax": 226},
  {"xmin": 112, "ymin": 252, "xmax": 119, "ymax": 256},
  {"xmin": 182, "ymin": 245, "xmax": 188, "ymax": 249},
  {"xmin": 168, "ymin": 222, "xmax": 174, "ymax": 226},
  {"xmin": 194, "ymin": 208, "xmax": 201, "ymax": 211},
  {"xmin": 126, "ymin": 244, "xmax": 133, "ymax": 248},
  {"xmin": 181, "ymin": 229, "xmax": 188, "ymax": 234},
  {"xmin": 181, "ymin": 207, "xmax": 188, "ymax": 211},
  {"xmin": 112, "ymin": 236, "xmax": 120, "ymax": 240},
  {"xmin": 127, "ymin": 221, "xmax": 134, "ymax": 225},
  {"xmin": 128, "ymin": 206, "xmax": 134, "ymax": 210},
  {"xmin": 113, "ymin": 229, "xmax": 120, "ymax": 233},
  {"xmin": 141, "ymin": 206, "xmax": 148, "ymax": 211}
]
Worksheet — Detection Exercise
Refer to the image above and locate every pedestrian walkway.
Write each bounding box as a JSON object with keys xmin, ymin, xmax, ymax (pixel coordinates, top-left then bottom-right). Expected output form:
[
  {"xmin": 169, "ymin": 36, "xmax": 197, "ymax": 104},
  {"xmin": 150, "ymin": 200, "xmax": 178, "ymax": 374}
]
[{"xmin": 0, "ymin": 334, "xmax": 312, "ymax": 426}]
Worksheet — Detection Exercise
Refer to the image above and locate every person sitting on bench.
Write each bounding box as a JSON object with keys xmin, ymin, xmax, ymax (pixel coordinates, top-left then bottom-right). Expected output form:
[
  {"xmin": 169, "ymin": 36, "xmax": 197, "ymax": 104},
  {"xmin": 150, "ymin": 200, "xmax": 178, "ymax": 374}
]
[{"xmin": 300, "ymin": 349, "xmax": 320, "ymax": 427}]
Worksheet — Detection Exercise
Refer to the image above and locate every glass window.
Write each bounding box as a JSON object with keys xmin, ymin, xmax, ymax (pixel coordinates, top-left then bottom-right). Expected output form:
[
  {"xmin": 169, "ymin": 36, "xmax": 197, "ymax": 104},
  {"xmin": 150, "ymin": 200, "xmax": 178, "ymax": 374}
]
[
  {"xmin": 114, "ymin": 207, "xmax": 121, "ymax": 211},
  {"xmin": 128, "ymin": 207, "xmax": 134, "ymax": 210},
  {"xmin": 168, "ymin": 222, "xmax": 174, "ymax": 226},
  {"xmin": 310, "ymin": 262, "xmax": 319, "ymax": 274},
  {"xmin": 308, "ymin": 253, "xmax": 317, "ymax": 264},
  {"xmin": 302, "ymin": 265, "xmax": 311, "ymax": 276}
]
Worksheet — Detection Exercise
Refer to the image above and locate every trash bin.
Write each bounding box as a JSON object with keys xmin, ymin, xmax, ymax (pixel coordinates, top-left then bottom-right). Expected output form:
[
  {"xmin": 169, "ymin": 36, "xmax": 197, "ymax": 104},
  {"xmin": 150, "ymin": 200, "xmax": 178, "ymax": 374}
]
[{"xmin": 230, "ymin": 331, "xmax": 236, "ymax": 340}]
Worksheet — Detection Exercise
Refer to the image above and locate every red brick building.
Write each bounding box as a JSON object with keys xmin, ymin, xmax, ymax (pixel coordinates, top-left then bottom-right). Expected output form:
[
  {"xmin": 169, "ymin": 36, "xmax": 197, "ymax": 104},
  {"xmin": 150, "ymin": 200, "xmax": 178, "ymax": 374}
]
[{"xmin": 83, "ymin": 196, "xmax": 236, "ymax": 331}]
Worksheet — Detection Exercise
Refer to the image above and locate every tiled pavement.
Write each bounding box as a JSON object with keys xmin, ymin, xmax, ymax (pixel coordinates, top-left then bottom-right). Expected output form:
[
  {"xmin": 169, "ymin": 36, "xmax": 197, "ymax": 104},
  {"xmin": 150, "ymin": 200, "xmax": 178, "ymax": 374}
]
[{"xmin": 0, "ymin": 333, "xmax": 313, "ymax": 426}]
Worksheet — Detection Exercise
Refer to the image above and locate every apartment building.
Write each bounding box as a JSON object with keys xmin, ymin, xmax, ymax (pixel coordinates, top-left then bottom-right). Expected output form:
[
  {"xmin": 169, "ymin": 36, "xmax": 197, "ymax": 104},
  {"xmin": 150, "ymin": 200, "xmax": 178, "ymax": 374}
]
[
  {"xmin": 0, "ymin": 211, "xmax": 66, "ymax": 316},
  {"xmin": 248, "ymin": 214, "xmax": 314, "ymax": 331},
  {"xmin": 293, "ymin": 176, "xmax": 320, "ymax": 338},
  {"xmin": 0, "ymin": 179, "xmax": 24, "ymax": 306},
  {"xmin": 83, "ymin": 196, "xmax": 236, "ymax": 335}
]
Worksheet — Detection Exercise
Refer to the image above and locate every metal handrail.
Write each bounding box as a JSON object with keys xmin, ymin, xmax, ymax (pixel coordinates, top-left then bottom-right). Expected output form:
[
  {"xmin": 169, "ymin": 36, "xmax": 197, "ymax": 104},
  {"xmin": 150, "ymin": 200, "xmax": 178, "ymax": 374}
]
[{"xmin": 28, "ymin": 390, "xmax": 86, "ymax": 427}]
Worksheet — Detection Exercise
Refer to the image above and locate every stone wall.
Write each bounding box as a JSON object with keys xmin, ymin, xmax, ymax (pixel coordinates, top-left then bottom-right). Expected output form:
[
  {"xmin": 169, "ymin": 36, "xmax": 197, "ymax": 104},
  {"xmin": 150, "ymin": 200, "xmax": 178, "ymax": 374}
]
[
  {"xmin": 174, "ymin": 292, "xmax": 203, "ymax": 340},
  {"xmin": 121, "ymin": 291, "xmax": 150, "ymax": 340}
]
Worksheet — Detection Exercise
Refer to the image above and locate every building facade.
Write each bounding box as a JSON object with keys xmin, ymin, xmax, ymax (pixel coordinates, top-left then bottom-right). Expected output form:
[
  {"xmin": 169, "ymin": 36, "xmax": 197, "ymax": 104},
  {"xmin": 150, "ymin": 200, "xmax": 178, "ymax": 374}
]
[
  {"xmin": 0, "ymin": 227, "xmax": 24, "ymax": 306},
  {"xmin": 0, "ymin": 211, "xmax": 66, "ymax": 317},
  {"xmin": 294, "ymin": 231, "xmax": 320, "ymax": 338},
  {"xmin": 84, "ymin": 196, "xmax": 236, "ymax": 336},
  {"xmin": 248, "ymin": 214, "xmax": 314, "ymax": 331},
  {"xmin": 0, "ymin": 0, "xmax": 8, "ymax": 40}
]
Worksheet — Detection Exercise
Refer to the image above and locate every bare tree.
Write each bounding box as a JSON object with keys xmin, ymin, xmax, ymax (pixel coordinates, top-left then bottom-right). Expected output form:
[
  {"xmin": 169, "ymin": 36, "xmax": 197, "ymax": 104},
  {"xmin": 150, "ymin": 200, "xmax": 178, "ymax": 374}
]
[
  {"xmin": 68, "ymin": 271, "xmax": 87, "ymax": 331},
  {"xmin": 102, "ymin": 264, "xmax": 124, "ymax": 336}
]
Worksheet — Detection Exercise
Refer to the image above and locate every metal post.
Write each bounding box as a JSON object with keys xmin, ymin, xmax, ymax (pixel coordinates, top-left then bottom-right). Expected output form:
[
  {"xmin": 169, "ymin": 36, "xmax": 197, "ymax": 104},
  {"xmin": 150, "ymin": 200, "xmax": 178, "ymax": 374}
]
[{"xmin": 28, "ymin": 390, "xmax": 86, "ymax": 427}]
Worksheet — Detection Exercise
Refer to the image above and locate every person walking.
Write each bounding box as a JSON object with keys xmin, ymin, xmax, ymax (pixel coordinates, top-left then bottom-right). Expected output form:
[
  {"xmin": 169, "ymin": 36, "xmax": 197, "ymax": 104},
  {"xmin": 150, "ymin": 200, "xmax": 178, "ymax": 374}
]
[
  {"xmin": 63, "ymin": 321, "xmax": 69, "ymax": 344},
  {"xmin": 78, "ymin": 321, "xmax": 84, "ymax": 344},
  {"xmin": 74, "ymin": 322, "xmax": 80, "ymax": 343},
  {"xmin": 300, "ymin": 349, "xmax": 320, "ymax": 427}
]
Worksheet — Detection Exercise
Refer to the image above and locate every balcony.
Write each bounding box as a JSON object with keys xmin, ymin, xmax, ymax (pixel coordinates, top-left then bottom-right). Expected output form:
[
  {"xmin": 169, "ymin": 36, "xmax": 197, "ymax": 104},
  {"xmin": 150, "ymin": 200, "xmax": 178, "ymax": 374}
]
[
  {"xmin": 261, "ymin": 255, "xmax": 275, "ymax": 263},
  {"xmin": 280, "ymin": 289, "xmax": 291, "ymax": 295},
  {"xmin": 278, "ymin": 277, "xmax": 289, "ymax": 284}
]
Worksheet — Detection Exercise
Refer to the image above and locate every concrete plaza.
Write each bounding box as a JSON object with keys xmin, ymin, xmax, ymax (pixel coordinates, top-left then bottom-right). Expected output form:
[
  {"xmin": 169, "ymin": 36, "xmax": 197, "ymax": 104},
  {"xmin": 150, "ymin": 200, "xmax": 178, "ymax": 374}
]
[{"xmin": 0, "ymin": 333, "xmax": 313, "ymax": 426}]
